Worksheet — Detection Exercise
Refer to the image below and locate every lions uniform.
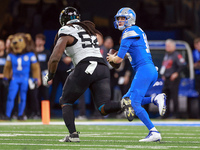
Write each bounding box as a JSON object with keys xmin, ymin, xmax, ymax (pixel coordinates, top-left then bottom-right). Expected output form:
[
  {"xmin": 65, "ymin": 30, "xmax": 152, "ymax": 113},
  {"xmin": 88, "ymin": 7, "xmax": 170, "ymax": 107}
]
[
  {"xmin": 113, "ymin": 7, "xmax": 166, "ymax": 142},
  {"xmin": 6, "ymin": 52, "xmax": 37, "ymax": 118},
  {"xmin": 118, "ymin": 25, "xmax": 158, "ymax": 128}
]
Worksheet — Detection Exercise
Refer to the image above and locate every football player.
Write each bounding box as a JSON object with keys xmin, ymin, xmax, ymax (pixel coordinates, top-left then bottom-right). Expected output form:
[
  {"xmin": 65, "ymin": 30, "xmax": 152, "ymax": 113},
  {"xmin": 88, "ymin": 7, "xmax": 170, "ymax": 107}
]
[
  {"xmin": 44, "ymin": 7, "xmax": 133, "ymax": 142},
  {"xmin": 107, "ymin": 7, "xmax": 167, "ymax": 142}
]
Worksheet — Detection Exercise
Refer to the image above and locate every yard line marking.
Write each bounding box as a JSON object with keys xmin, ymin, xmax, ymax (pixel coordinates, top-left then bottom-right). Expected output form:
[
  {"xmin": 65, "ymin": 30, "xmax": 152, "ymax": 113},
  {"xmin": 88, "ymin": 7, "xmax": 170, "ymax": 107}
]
[
  {"xmin": 0, "ymin": 121, "xmax": 200, "ymax": 126},
  {"xmin": 0, "ymin": 133, "xmax": 199, "ymax": 139},
  {"xmin": 1, "ymin": 143, "xmax": 200, "ymax": 149},
  {"xmin": 1, "ymin": 138, "xmax": 200, "ymax": 144}
]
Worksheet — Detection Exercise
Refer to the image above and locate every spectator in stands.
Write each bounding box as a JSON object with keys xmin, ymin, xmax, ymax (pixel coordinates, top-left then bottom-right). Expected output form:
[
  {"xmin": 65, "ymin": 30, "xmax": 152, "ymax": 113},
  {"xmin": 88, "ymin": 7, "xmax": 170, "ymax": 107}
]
[
  {"xmin": 160, "ymin": 39, "xmax": 186, "ymax": 118},
  {"xmin": 0, "ymin": 39, "xmax": 8, "ymax": 119},
  {"xmin": 5, "ymin": 35, "xmax": 12, "ymax": 54},
  {"xmin": 192, "ymin": 37, "xmax": 200, "ymax": 117},
  {"xmin": 35, "ymin": 33, "xmax": 51, "ymax": 102},
  {"xmin": 100, "ymin": 36, "xmax": 114, "ymax": 63}
]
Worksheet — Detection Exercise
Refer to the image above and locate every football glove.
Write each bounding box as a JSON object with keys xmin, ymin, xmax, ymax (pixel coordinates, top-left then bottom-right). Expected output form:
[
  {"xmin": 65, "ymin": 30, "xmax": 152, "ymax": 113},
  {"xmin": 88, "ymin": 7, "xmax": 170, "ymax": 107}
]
[{"xmin": 43, "ymin": 72, "xmax": 55, "ymax": 84}]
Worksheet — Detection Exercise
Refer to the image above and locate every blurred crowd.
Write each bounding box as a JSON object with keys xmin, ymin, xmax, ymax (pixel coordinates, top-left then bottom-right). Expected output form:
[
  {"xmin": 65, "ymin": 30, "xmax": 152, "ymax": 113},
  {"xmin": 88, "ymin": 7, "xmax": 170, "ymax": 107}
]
[
  {"xmin": 0, "ymin": 31, "xmax": 200, "ymax": 120},
  {"xmin": 0, "ymin": 32, "xmax": 135, "ymax": 120},
  {"xmin": 1, "ymin": 31, "xmax": 200, "ymax": 121}
]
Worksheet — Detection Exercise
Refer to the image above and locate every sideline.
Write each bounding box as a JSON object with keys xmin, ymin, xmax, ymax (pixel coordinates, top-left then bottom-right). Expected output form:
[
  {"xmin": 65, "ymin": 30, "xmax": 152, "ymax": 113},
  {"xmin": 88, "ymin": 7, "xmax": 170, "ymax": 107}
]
[{"xmin": 0, "ymin": 121, "xmax": 200, "ymax": 126}]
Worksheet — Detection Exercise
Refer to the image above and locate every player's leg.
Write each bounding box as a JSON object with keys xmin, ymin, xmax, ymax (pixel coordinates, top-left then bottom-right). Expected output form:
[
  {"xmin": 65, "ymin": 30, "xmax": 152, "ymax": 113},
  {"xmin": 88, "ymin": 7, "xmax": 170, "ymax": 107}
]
[
  {"xmin": 18, "ymin": 79, "xmax": 29, "ymax": 119},
  {"xmin": 59, "ymin": 63, "xmax": 92, "ymax": 142},
  {"xmin": 141, "ymin": 93, "xmax": 166, "ymax": 117},
  {"xmin": 130, "ymin": 65, "xmax": 161, "ymax": 142},
  {"xmin": 89, "ymin": 64, "xmax": 123, "ymax": 116},
  {"xmin": 5, "ymin": 80, "xmax": 19, "ymax": 118}
]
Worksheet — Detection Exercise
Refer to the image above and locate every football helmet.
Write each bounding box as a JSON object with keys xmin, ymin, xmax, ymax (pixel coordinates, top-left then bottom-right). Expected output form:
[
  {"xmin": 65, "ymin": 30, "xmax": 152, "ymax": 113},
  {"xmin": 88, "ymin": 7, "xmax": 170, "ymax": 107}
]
[
  {"xmin": 59, "ymin": 7, "xmax": 80, "ymax": 26},
  {"xmin": 114, "ymin": 7, "xmax": 136, "ymax": 30}
]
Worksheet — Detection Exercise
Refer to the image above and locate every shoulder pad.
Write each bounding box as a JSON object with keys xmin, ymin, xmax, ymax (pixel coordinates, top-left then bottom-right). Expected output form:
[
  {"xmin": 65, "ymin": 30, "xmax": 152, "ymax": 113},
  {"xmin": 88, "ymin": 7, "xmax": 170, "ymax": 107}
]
[
  {"xmin": 122, "ymin": 27, "xmax": 139, "ymax": 40},
  {"xmin": 58, "ymin": 26, "xmax": 75, "ymax": 36}
]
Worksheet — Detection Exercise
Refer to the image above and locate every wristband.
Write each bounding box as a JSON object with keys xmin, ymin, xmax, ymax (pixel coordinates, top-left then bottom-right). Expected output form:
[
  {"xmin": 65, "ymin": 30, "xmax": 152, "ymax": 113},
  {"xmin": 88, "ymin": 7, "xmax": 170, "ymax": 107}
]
[{"xmin": 47, "ymin": 72, "xmax": 55, "ymax": 81}]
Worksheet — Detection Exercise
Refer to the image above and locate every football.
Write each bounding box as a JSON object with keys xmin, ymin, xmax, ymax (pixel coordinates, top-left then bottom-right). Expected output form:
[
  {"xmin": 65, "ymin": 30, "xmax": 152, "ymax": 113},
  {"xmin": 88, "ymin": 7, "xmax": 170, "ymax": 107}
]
[{"xmin": 108, "ymin": 49, "xmax": 121, "ymax": 69}]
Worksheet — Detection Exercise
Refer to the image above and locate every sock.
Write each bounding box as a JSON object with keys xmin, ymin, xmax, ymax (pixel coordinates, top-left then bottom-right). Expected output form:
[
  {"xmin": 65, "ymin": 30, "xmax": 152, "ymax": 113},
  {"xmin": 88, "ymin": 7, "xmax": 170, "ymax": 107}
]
[
  {"xmin": 62, "ymin": 105, "xmax": 76, "ymax": 134},
  {"xmin": 151, "ymin": 94, "xmax": 157, "ymax": 103},
  {"xmin": 150, "ymin": 127, "xmax": 157, "ymax": 131}
]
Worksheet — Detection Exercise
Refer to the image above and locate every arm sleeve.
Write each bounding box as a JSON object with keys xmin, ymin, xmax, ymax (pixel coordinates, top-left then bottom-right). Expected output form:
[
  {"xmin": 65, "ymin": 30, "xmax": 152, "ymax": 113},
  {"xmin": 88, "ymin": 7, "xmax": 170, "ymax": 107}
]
[{"xmin": 117, "ymin": 38, "xmax": 132, "ymax": 59}]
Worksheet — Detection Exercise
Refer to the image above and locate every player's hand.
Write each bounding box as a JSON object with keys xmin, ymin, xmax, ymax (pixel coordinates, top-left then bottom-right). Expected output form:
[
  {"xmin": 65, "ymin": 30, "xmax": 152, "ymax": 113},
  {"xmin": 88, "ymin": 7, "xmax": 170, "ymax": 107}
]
[
  {"xmin": 106, "ymin": 53, "xmax": 116, "ymax": 63},
  {"xmin": 170, "ymin": 72, "xmax": 178, "ymax": 81},
  {"xmin": 43, "ymin": 72, "xmax": 55, "ymax": 85}
]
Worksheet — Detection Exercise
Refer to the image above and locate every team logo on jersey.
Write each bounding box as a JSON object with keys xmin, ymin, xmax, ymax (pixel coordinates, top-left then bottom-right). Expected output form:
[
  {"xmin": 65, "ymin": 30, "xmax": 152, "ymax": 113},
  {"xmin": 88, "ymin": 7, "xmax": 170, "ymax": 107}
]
[{"xmin": 24, "ymin": 55, "xmax": 29, "ymax": 61}]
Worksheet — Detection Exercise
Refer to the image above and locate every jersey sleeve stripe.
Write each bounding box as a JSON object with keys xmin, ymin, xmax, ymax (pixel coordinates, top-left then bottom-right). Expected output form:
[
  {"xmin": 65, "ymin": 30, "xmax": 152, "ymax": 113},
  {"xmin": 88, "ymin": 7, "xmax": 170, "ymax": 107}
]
[{"xmin": 122, "ymin": 31, "xmax": 139, "ymax": 39}]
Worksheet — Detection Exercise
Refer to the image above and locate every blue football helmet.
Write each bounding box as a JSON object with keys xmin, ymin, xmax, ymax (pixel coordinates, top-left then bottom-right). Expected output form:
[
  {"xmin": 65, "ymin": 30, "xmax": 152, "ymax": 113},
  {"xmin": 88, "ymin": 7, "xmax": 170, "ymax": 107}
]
[
  {"xmin": 114, "ymin": 7, "xmax": 136, "ymax": 30},
  {"xmin": 59, "ymin": 7, "xmax": 80, "ymax": 26}
]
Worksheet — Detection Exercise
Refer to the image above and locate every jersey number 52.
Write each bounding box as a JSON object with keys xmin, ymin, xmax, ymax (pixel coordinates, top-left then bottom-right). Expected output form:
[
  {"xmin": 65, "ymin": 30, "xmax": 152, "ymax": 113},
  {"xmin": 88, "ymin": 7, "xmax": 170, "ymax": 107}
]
[{"xmin": 78, "ymin": 31, "xmax": 99, "ymax": 49}]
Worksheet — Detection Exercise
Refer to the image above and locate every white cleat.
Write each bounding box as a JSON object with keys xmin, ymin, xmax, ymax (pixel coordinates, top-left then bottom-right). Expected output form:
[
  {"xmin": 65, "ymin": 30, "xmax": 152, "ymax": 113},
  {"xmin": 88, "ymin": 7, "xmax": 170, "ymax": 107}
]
[
  {"xmin": 139, "ymin": 131, "xmax": 162, "ymax": 142},
  {"xmin": 153, "ymin": 93, "xmax": 166, "ymax": 116}
]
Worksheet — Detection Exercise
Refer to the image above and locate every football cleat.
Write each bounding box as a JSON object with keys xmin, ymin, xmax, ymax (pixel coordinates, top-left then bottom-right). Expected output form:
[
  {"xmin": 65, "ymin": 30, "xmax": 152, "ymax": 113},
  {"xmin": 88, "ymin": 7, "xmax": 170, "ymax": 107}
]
[
  {"xmin": 153, "ymin": 93, "xmax": 166, "ymax": 116},
  {"xmin": 59, "ymin": 132, "xmax": 80, "ymax": 142},
  {"xmin": 121, "ymin": 97, "xmax": 135, "ymax": 121},
  {"xmin": 139, "ymin": 131, "xmax": 162, "ymax": 142}
]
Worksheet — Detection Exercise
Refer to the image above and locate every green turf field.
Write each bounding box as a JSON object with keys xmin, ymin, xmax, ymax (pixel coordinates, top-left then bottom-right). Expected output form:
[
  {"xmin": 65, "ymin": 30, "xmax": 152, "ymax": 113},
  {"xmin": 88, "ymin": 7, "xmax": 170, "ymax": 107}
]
[{"xmin": 0, "ymin": 119, "xmax": 200, "ymax": 150}]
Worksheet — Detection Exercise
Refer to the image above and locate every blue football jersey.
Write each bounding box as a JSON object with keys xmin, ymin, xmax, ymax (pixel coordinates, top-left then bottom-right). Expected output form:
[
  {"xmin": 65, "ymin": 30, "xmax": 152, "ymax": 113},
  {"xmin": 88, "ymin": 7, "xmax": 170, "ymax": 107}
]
[
  {"xmin": 7, "ymin": 52, "xmax": 37, "ymax": 78},
  {"xmin": 117, "ymin": 25, "xmax": 153, "ymax": 71}
]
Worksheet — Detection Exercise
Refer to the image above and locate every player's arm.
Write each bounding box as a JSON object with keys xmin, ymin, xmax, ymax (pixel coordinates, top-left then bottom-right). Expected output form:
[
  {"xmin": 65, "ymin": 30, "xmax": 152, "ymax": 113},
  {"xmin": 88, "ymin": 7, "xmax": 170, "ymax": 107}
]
[
  {"xmin": 45, "ymin": 35, "xmax": 73, "ymax": 83},
  {"xmin": 107, "ymin": 38, "xmax": 131, "ymax": 64}
]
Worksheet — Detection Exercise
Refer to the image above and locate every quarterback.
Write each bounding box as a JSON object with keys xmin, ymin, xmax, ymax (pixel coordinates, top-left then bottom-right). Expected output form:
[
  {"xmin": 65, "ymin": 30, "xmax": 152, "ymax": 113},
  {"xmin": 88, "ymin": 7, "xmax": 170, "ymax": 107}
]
[
  {"xmin": 107, "ymin": 7, "xmax": 167, "ymax": 142},
  {"xmin": 44, "ymin": 7, "xmax": 133, "ymax": 142}
]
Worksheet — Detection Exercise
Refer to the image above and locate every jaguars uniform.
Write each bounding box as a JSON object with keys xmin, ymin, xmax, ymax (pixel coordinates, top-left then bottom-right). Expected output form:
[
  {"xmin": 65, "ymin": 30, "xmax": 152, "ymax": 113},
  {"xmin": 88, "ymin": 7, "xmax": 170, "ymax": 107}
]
[
  {"xmin": 6, "ymin": 52, "xmax": 37, "ymax": 118},
  {"xmin": 46, "ymin": 7, "xmax": 124, "ymax": 142},
  {"xmin": 58, "ymin": 24, "xmax": 111, "ymax": 109}
]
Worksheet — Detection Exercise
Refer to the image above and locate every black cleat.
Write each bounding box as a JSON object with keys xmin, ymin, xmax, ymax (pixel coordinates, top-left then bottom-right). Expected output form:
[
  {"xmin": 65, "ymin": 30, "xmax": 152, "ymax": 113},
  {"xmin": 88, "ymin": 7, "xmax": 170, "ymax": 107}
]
[
  {"xmin": 59, "ymin": 132, "xmax": 80, "ymax": 142},
  {"xmin": 122, "ymin": 97, "xmax": 135, "ymax": 121}
]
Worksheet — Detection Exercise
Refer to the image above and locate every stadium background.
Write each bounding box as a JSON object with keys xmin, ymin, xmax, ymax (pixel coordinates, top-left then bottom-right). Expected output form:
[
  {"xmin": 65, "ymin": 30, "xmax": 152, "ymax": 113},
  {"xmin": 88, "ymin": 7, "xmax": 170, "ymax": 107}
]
[
  {"xmin": 0, "ymin": 0, "xmax": 200, "ymax": 49},
  {"xmin": 0, "ymin": 0, "xmax": 200, "ymax": 118}
]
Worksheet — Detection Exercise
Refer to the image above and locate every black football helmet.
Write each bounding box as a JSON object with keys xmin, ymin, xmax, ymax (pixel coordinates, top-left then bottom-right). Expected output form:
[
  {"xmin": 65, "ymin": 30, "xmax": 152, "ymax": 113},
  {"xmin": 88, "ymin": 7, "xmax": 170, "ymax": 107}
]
[{"xmin": 59, "ymin": 7, "xmax": 80, "ymax": 26}]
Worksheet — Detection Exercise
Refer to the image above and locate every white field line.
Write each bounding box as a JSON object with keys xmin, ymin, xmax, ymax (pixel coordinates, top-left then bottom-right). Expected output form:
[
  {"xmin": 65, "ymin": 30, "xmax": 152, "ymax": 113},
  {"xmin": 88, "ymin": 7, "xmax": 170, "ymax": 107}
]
[
  {"xmin": 0, "ymin": 143, "xmax": 200, "ymax": 149},
  {"xmin": 0, "ymin": 131, "xmax": 199, "ymax": 136},
  {"xmin": 1, "ymin": 138, "xmax": 200, "ymax": 144},
  {"xmin": 0, "ymin": 121, "xmax": 200, "ymax": 126},
  {"xmin": 0, "ymin": 133, "xmax": 200, "ymax": 139}
]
